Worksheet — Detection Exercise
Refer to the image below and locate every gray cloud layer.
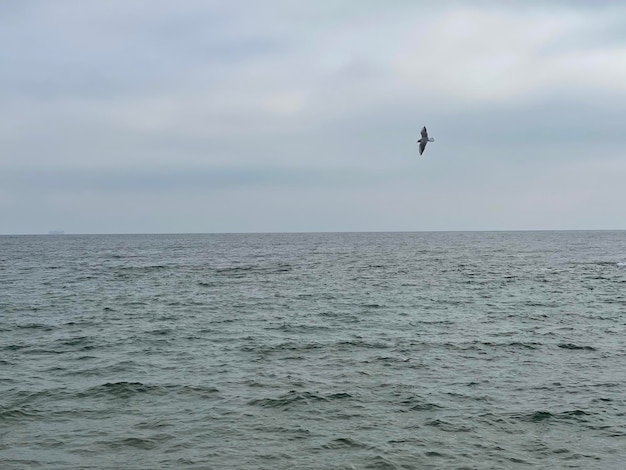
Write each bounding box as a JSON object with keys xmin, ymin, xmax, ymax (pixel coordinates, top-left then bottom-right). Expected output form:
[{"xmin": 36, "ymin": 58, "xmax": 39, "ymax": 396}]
[{"xmin": 2, "ymin": 1, "xmax": 626, "ymax": 233}]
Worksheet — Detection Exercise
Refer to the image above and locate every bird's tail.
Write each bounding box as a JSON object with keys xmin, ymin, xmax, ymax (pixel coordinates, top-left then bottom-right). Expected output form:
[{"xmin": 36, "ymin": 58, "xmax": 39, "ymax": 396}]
[{"xmin": 429, "ymin": 138, "xmax": 435, "ymax": 142}]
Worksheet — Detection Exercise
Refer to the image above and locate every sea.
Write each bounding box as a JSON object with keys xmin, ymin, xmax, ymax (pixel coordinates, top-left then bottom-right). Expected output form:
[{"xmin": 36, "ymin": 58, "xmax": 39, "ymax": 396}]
[{"xmin": 1, "ymin": 231, "xmax": 625, "ymax": 469}]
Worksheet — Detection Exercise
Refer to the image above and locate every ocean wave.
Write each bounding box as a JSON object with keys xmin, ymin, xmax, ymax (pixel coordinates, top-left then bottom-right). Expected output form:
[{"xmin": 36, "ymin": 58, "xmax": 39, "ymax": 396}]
[
  {"xmin": 249, "ymin": 391, "xmax": 352, "ymax": 410},
  {"xmin": 321, "ymin": 437, "xmax": 365, "ymax": 449},
  {"xmin": 105, "ymin": 435, "xmax": 172, "ymax": 450},
  {"xmin": 212, "ymin": 262, "xmax": 294, "ymax": 277},
  {"xmin": 3, "ymin": 231, "xmax": 626, "ymax": 468},
  {"xmin": 424, "ymin": 418, "xmax": 474, "ymax": 432},
  {"xmin": 0, "ymin": 406, "xmax": 42, "ymax": 422},
  {"xmin": 16, "ymin": 323, "xmax": 56, "ymax": 331},
  {"xmin": 557, "ymin": 343, "xmax": 596, "ymax": 351},
  {"xmin": 77, "ymin": 382, "xmax": 220, "ymax": 400},
  {"xmin": 515, "ymin": 409, "xmax": 591, "ymax": 423},
  {"xmin": 118, "ymin": 264, "xmax": 169, "ymax": 271},
  {"xmin": 264, "ymin": 323, "xmax": 332, "ymax": 333}
]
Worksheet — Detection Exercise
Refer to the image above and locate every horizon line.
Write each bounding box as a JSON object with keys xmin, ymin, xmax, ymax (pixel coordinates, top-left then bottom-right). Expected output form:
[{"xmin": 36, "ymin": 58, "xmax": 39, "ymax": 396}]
[{"xmin": 2, "ymin": 228, "xmax": 625, "ymax": 236}]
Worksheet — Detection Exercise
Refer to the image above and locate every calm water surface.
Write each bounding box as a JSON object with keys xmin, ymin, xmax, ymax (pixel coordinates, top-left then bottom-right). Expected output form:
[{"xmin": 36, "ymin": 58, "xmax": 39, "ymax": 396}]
[{"xmin": 1, "ymin": 231, "xmax": 626, "ymax": 469}]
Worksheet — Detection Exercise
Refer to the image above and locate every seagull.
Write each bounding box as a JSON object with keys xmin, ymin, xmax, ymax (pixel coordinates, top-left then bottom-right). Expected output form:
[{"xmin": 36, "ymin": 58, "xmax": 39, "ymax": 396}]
[{"xmin": 416, "ymin": 126, "xmax": 434, "ymax": 155}]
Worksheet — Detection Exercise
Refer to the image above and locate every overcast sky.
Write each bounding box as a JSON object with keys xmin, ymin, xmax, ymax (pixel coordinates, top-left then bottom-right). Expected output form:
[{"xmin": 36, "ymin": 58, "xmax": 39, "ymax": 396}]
[{"xmin": 2, "ymin": 0, "xmax": 626, "ymax": 234}]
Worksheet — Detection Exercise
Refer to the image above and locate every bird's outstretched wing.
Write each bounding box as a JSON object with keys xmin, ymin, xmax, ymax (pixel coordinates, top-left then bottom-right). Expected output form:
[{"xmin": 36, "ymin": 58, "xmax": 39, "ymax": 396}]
[
  {"xmin": 419, "ymin": 140, "xmax": 427, "ymax": 155},
  {"xmin": 421, "ymin": 127, "xmax": 428, "ymax": 139}
]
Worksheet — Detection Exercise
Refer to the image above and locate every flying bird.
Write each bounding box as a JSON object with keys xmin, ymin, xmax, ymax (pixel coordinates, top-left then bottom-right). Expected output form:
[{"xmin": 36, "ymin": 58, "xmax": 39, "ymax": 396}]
[{"xmin": 416, "ymin": 126, "xmax": 434, "ymax": 155}]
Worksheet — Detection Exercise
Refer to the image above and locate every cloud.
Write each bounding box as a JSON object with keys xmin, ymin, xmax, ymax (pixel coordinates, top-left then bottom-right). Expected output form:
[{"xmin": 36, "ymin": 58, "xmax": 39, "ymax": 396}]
[
  {"xmin": 393, "ymin": 5, "xmax": 626, "ymax": 102},
  {"xmin": 2, "ymin": 1, "xmax": 626, "ymax": 233}
]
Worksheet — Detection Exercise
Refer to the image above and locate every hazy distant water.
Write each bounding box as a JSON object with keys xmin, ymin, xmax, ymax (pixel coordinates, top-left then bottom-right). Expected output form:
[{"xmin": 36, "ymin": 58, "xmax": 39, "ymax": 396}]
[{"xmin": 2, "ymin": 231, "xmax": 626, "ymax": 469}]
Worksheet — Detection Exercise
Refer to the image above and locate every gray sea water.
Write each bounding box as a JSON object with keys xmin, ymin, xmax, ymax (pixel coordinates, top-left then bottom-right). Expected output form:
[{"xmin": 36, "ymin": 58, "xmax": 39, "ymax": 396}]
[{"xmin": 2, "ymin": 231, "xmax": 626, "ymax": 469}]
